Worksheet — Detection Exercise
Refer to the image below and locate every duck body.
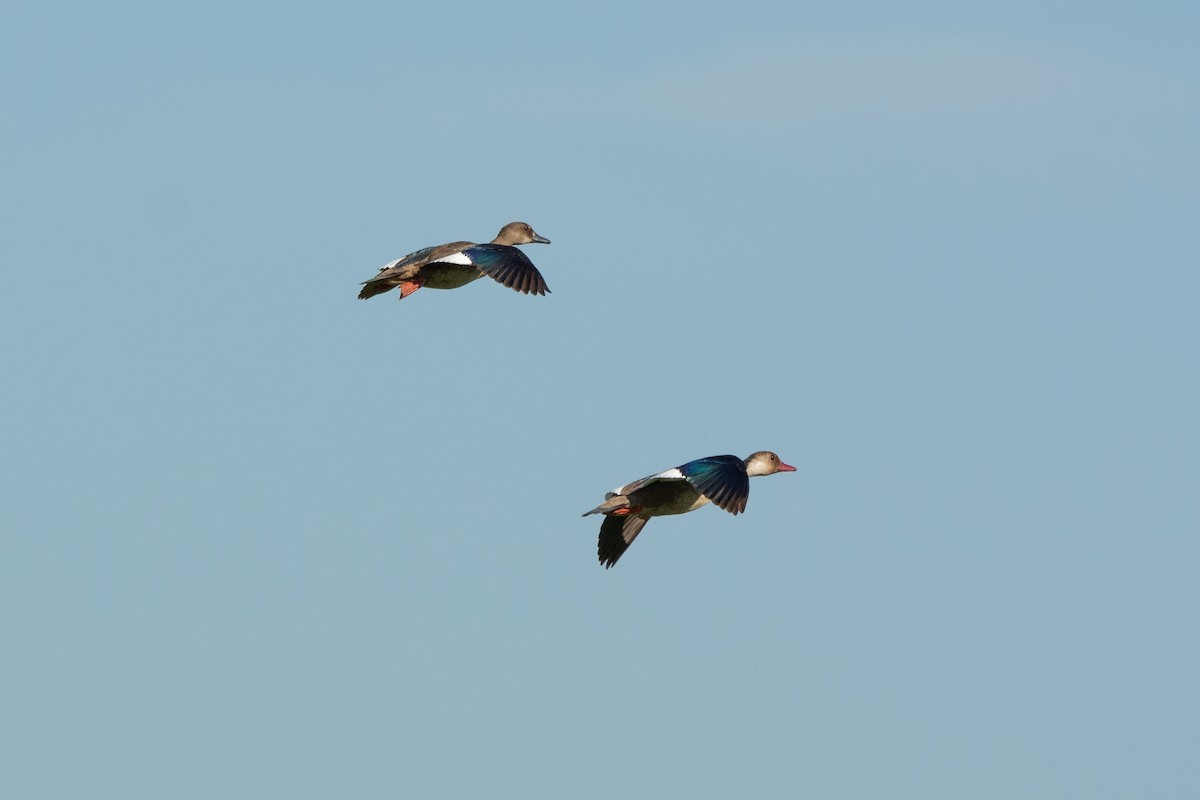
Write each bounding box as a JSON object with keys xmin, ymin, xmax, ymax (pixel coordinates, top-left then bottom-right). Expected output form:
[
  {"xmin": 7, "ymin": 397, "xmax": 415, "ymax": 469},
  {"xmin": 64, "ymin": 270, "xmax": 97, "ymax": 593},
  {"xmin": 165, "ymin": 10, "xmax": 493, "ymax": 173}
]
[
  {"xmin": 584, "ymin": 451, "xmax": 796, "ymax": 568},
  {"xmin": 374, "ymin": 241, "xmax": 478, "ymax": 292},
  {"xmin": 358, "ymin": 222, "xmax": 550, "ymax": 301}
]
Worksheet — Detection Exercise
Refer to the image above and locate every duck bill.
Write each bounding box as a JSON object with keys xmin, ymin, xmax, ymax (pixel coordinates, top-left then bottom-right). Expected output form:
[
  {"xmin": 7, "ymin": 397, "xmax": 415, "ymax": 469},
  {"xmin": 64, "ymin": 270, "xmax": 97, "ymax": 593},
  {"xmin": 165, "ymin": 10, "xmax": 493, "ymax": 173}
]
[
  {"xmin": 777, "ymin": 461, "xmax": 797, "ymax": 472},
  {"xmin": 532, "ymin": 234, "xmax": 551, "ymax": 244}
]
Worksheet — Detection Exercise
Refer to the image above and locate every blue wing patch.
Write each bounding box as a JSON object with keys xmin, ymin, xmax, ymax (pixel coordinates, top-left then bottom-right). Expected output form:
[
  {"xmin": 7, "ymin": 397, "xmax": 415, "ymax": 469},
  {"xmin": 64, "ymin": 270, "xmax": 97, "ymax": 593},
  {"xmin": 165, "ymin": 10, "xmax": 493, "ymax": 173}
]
[
  {"xmin": 679, "ymin": 455, "xmax": 749, "ymax": 515},
  {"xmin": 461, "ymin": 244, "xmax": 550, "ymax": 295}
]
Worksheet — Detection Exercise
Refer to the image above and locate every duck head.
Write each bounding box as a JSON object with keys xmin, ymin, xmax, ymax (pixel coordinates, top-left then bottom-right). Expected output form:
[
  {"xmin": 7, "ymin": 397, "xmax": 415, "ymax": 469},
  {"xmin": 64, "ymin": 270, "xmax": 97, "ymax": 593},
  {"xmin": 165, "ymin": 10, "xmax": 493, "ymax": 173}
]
[
  {"xmin": 493, "ymin": 221, "xmax": 551, "ymax": 246},
  {"xmin": 744, "ymin": 451, "xmax": 797, "ymax": 476}
]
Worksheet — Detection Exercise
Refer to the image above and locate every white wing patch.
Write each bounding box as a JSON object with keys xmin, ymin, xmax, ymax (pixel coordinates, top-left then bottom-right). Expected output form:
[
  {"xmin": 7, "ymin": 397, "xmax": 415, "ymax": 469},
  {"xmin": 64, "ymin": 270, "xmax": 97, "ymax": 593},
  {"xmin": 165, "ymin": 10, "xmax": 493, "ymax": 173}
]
[
  {"xmin": 611, "ymin": 467, "xmax": 684, "ymax": 495},
  {"xmin": 377, "ymin": 258, "xmax": 403, "ymax": 272},
  {"xmin": 433, "ymin": 252, "xmax": 473, "ymax": 266}
]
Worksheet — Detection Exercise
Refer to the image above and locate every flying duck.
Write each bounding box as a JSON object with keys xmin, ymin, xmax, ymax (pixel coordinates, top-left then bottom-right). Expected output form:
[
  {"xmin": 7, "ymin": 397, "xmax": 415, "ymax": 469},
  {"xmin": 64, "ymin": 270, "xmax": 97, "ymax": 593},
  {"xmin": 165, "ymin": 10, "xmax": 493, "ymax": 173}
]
[
  {"xmin": 358, "ymin": 222, "xmax": 551, "ymax": 301},
  {"xmin": 583, "ymin": 451, "xmax": 796, "ymax": 568}
]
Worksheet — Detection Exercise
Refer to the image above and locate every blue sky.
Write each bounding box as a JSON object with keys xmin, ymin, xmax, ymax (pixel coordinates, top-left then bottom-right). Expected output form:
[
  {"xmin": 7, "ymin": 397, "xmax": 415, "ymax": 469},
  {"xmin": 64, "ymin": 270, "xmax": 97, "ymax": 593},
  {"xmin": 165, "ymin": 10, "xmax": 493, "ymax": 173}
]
[{"xmin": 3, "ymin": 2, "xmax": 1198, "ymax": 797}]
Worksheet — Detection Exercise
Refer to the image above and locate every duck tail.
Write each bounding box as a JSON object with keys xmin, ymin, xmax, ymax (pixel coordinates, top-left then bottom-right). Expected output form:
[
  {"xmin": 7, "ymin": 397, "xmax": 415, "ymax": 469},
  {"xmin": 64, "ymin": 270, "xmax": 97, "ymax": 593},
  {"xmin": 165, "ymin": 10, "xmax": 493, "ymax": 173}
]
[
  {"xmin": 357, "ymin": 280, "xmax": 392, "ymax": 300},
  {"xmin": 582, "ymin": 495, "xmax": 630, "ymax": 517}
]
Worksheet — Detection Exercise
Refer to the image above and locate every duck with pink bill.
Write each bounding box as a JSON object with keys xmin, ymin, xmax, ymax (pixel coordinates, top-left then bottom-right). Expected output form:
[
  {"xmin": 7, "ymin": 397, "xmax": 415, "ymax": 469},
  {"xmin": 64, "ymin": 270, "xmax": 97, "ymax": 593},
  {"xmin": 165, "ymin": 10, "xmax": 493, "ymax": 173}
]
[{"xmin": 583, "ymin": 451, "xmax": 796, "ymax": 568}]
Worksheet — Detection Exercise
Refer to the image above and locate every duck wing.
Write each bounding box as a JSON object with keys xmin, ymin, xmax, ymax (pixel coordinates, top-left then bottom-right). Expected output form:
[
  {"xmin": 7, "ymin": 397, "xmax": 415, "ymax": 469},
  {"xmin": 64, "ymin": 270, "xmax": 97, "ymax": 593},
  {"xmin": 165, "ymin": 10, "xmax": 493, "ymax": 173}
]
[
  {"xmin": 597, "ymin": 514, "xmax": 648, "ymax": 569},
  {"xmin": 677, "ymin": 455, "xmax": 750, "ymax": 514},
  {"xmin": 380, "ymin": 241, "xmax": 473, "ymax": 274},
  {"xmin": 458, "ymin": 244, "xmax": 550, "ymax": 296}
]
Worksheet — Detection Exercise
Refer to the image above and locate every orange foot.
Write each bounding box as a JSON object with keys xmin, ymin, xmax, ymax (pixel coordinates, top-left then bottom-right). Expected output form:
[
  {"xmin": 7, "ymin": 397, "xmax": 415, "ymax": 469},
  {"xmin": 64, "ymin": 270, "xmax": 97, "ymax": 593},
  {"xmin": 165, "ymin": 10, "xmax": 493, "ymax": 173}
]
[
  {"xmin": 399, "ymin": 279, "xmax": 424, "ymax": 299},
  {"xmin": 611, "ymin": 506, "xmax": 643, "ymax": 516}
]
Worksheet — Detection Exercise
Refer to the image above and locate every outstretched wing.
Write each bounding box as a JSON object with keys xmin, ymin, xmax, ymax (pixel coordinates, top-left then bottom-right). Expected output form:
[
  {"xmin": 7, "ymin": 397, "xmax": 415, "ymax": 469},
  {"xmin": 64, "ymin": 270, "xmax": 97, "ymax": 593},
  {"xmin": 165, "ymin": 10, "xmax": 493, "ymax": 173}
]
[
  {"xmin": 678, "ymin": 455, "xmax": 749, "ymax": 515},
  {"xmin": 598, "ymin": 514, "xmax": 648, "ymax": 569},
  {"xmin": 460, "ymin": 244, "xmax": 550, "ymax": 295}
]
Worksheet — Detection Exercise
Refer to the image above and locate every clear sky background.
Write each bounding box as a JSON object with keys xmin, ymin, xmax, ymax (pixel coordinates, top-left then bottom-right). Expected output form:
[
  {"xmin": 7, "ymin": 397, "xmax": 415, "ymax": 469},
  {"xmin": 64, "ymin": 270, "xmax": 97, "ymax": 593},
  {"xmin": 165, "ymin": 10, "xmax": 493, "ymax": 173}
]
[{"xmin": 3, "ymin": 2, "xmax": 1198, "ymax": 798}]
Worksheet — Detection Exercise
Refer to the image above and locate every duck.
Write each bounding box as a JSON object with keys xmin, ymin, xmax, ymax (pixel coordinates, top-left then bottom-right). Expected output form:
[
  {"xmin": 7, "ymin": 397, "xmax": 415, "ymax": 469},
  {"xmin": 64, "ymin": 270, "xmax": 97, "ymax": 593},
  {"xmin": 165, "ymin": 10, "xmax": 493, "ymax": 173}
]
[
  {"xmin": 583, "ymin": 451, "xmax": 796, "ymax": 568},
  {"xmin": 358, "ymin": 222, "xmax": 551, "ymax": 301}
]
